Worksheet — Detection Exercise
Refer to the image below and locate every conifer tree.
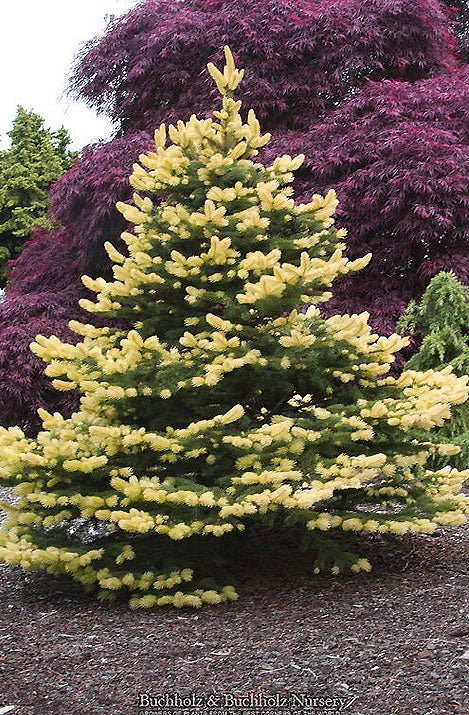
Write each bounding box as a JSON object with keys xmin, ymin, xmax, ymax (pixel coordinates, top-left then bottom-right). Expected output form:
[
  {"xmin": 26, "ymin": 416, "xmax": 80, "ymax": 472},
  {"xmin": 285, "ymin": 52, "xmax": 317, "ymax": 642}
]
[
  {"xmin": 1, "ymin": 49, "xmax": 468, "ymax": 609},
  {"xmin": 398, "ymin": 271, "xmax": 469, "ymax": 469},
  {"xmin": 0, "ymin": 107, "xmax": 75, "ymax": 286}
]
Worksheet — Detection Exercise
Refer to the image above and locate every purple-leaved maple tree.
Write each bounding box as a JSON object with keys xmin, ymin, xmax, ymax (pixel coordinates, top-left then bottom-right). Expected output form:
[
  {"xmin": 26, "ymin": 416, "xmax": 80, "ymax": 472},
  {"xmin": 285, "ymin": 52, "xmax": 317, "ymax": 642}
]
[
  {"xmin": 265, "ymin": 67, "xmax": 469, "ymax": 334},
  {"xmin": 0, "ymin": 0, "xmax": 466, "ymax": 432}
]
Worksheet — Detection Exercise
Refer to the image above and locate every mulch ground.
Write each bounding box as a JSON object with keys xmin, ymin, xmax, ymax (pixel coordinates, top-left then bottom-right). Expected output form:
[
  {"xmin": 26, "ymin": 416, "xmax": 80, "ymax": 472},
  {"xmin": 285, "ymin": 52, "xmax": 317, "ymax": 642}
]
[{"xmin": 1, "ymin": 485, "xmax": 469, "ymax": 715}]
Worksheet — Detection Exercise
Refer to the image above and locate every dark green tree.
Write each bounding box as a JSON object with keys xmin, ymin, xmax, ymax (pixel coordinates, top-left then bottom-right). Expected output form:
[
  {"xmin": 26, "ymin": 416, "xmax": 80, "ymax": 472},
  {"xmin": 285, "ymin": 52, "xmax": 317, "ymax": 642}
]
[
  {"xmin": 0, "ymin": 107, "xmax": 76, "ymax": 286},
  {"xmin": 398, "ymin": 271, "xmax": 469, "ymax": 469}
]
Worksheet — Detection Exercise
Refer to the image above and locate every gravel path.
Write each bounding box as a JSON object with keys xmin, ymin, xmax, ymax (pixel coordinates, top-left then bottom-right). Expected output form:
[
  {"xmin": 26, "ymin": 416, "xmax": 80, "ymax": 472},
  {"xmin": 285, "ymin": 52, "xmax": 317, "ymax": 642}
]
[{"xmin": 1, "ymin": 486, "xmax": 468, "ymax": 715}]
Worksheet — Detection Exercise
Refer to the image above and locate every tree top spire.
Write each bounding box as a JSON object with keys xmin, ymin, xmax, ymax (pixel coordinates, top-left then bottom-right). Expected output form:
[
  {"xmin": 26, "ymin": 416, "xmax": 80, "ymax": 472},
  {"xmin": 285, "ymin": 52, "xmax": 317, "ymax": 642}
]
[{"xmin": 207, "ymin": 46, "xmax": 245, "ymax": 97}]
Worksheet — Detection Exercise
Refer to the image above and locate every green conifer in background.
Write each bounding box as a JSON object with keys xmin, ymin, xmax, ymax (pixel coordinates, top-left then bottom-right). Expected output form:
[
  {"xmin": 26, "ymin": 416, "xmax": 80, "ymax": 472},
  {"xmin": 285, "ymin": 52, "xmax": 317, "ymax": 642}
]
[
  {"xmin": 0, "ymin": 50, "xmax": 468, "ymax": 609},
  {"xmin": 0, "ymin": 107, "xmax": 76, "ymax": 286},
  {"xmin": 398, "ymin": 271, "xmax": 469, "ymax": 469}
]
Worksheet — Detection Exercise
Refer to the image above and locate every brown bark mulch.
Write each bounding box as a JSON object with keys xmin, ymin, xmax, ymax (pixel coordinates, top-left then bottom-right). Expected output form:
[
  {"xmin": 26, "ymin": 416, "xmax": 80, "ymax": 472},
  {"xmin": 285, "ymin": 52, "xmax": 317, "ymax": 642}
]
[{"xmin": 1, "ymin": 486, "xmax": 469, "ymax": 715}]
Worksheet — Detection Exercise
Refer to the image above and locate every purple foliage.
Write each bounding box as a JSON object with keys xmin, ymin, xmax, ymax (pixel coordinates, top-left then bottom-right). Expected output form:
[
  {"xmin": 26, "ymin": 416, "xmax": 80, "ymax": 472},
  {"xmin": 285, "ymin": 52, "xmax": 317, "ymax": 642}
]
[
  {"xmin": 0, "ymin": 287, "xmax": 83, "ymax": 433},
  {"xmin": 0, "ymin": 0, "xmax": 466, "ymax": 431},
  {"xmin": 70, "ymin": 0, "xmax": 458, "ymax": 133},
  {"xmin": 264, "ymin": 68, "xmax": 469, "ymax": 328},
  {"xmin": 0, "ymin": 276, "xmax": 127, "ymax": 433}
]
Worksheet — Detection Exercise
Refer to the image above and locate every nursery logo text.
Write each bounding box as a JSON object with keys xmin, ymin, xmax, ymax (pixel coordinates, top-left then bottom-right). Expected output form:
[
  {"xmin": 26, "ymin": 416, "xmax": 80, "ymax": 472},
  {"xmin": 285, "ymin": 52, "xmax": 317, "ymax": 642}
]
[{"xmin": 137, "ymin": 692, "xmax": 357, "ymax": 714}]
